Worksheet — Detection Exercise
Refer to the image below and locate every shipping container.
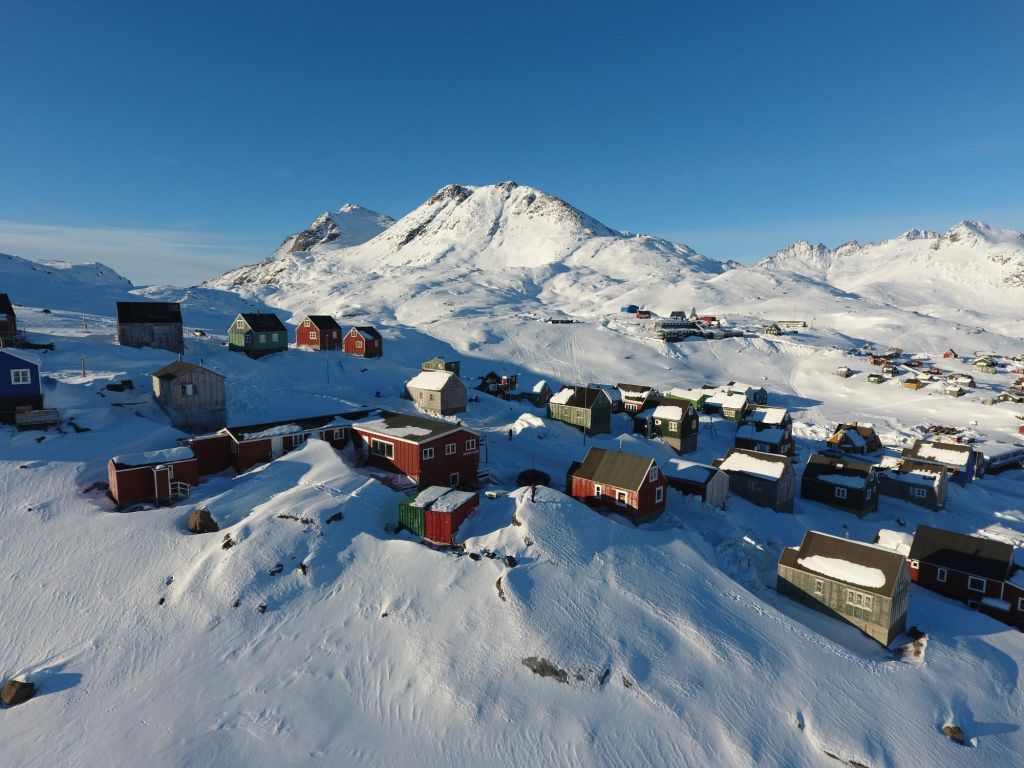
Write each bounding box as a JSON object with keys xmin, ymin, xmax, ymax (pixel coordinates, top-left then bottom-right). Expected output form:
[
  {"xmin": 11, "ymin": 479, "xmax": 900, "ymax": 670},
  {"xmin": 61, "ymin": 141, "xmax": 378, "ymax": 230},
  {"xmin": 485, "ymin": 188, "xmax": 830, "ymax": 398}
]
[{"xmin": 398, "ymin": 498, "xmax": 426, "ymax": 537}]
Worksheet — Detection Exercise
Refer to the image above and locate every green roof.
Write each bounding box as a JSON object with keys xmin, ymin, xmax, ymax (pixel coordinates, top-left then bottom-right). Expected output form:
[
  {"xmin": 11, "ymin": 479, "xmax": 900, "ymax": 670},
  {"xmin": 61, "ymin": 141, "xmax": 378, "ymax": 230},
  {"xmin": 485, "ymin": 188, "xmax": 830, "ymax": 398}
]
[{"xmin": 571, "ymin": 447, "xmax": 655, "ymax": 491}]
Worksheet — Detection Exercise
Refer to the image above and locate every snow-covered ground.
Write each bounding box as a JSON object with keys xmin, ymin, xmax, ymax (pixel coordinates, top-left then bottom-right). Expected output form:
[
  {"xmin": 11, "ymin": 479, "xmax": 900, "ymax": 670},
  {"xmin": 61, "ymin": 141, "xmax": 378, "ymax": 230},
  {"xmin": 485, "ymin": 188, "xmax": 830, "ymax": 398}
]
[{"xmin": 1, "ymin": 186, "xmax": 1023, "ymax": 766}]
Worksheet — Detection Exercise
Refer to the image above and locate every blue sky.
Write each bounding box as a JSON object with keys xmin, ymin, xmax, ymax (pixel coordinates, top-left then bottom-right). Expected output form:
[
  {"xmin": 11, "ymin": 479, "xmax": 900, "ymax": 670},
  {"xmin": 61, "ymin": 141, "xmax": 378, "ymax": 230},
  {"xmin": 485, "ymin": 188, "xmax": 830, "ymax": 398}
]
[{"xmin": 2, "ymin": 1, "xmax": 1022, "ymax": 285}]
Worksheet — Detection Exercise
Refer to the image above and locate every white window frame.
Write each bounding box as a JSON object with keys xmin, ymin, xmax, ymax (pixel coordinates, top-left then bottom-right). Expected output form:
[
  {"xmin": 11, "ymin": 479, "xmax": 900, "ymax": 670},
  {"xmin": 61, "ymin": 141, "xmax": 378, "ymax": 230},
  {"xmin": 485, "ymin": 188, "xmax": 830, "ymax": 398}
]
[
  {"xmin": 834, "ymin": 487, "xmax": 848, "ymax": 500},
  {"xmin": 422, "ymin": 447, "xmax": 435, "ymax": 460},
  {"xmin": 615, "ymin": 489, "xmax": 628, "ymax": 506},
  {"xmin": 370, "ymin": 439, "xmax": 394, "ymax": 459},
  {"xmin": 10, "ymin": 369, "xmax": 31, "ymax": 385},
  {"xmin": 271, "ymin": 333, "xmax": 279, "ymax": 342},
  {"xmin": 235, "ymin": 318, "xmax": 246, "ymax": 330},
  {"xmin": 309, "ymin": 330, "xmax": 317, "ymax": 340},
  {"xmin": 449, "ymin": 472, "xmax": 460, "ymax": 487},
  {"xmin": 303, "ymin": 319, "xmax": 311, "ymax": 327},
  {"xmin": 909, "ymin": 559, "xmax": 919, "ymax": 569},
  {"xmin": 649, "ymin": 466, "xmax": 658, "ymax": 482},
  {"xmin": 912, "ymin": 487, "xmax": 928, "ymax": 499},
  {"xmin": 937, "ymin": 567, "xmax": 948, "ymax": 583},
  {"xmin": 967, "ymin": 575, "xmax": 986, "ymax": 593},
  {"xmin": 180, "ymin": 383, "xmax": 195, "ymax": 397},
  {"xmin": 445, "ymin": 442, "xmax": 456, "ymax": 456},
  {"xmin": 669, "ymin": 421, "xmax": 678, "ymax": 433},
  {"xmin": 594, "ymin": 484, "xmax": 603, "ymax": 498},
  {"xmin": 167, "ymin": 463, "xmax": 174, "ymax": 480},
  {"xmin": 1018, "ymin": 597, "xmax": 1024, "ymax": 612},
  {"xmin": 814, "ymin": 579, "xmax": 823, "ymax": 595},
  {"xmin": 465, "ymin": 438, "xmax": 477, "ymax": 451},
  {"xmin": 655, "ymin": 485, "xmax": 664, "ymax": 503},
  {"xmin": 355, "ymin": 340, "xmax": 363, "ymax": 349}
]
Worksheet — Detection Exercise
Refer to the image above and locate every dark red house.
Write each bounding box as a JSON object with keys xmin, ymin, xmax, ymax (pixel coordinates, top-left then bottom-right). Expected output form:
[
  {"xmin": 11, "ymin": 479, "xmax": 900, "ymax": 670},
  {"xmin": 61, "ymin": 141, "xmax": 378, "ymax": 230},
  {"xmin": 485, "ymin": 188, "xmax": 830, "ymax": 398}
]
[
  {"xmin": 0, "ymin": 293, "xmax": 17, "ymax": 342},
  {"xmin": 351, "ymin": 413, "xmax": 481, "ymax": 488},
  {"xmin": 296, "ymin": 315, "xmax": 342, "ymax": 350},
  {"xmin": 343, "ymin": 326, "xmax": 383, "ymax": 358},
  {"xmin": 107, "ymin": 447, "xmax": 200, "ymax": 506},
  {"xmin": 908, "ymin": 525, "xmax": 1014, "ymax": 608},
  {"xmin": 567, "ymin": 447, "xmax": 668, "ymax": 523}
]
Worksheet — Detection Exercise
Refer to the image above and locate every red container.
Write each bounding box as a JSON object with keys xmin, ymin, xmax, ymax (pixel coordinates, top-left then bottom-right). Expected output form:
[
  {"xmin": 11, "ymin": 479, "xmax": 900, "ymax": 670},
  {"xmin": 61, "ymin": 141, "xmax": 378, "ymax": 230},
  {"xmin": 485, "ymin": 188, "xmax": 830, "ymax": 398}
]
[{"xmin": 422, "ymin": 491, "xmax": 478, "ymax": 545}]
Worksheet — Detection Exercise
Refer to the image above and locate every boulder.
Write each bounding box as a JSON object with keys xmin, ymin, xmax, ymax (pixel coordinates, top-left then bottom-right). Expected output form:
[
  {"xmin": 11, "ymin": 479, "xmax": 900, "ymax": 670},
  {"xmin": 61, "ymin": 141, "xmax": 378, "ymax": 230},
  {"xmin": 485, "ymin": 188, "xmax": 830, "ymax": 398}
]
[
  {"xmin": 188, "ymin": 508, "xmax": 220, "ymax": 534},
  {"xmin": 1, "ymin": 679, "xmax": 35, "ymax": 706}
]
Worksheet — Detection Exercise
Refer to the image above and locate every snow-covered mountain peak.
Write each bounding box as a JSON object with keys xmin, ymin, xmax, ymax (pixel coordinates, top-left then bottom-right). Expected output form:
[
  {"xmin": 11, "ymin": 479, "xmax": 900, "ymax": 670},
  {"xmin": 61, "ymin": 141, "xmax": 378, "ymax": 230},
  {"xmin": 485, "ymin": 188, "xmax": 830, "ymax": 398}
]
[
  {"xmin": 285, "ymin": 204, "xmax": 395, "ymax": 254},
  {"xmin": 899, "ymin": 228, "xmax": 940, "ymax": 241}
]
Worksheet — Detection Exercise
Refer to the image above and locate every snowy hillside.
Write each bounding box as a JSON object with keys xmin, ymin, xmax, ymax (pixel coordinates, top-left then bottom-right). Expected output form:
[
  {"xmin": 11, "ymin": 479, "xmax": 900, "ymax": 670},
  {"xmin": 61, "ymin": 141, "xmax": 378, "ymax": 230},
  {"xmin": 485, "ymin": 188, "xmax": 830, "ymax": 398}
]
[{"xmin": 2, "ymin": 189, "xmax": 1024, "ymax": 766}]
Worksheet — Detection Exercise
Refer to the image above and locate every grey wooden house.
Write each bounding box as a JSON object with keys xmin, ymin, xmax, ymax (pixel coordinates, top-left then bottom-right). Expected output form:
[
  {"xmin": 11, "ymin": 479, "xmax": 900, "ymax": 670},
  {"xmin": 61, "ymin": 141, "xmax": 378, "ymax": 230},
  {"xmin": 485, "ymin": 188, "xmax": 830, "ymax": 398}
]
[
  {"xmin": 800, "ymin": 454, "xmax": 879, "ymax": 516},
  {"xmin": 778, "ymin": 530, "xmax": 910, "ymax": 646},
  {"xmin": 547, "ymin": 385, "xmax": 612, "ymax": 436},
  {"xmin": 151, "ymin": 361, "xmax": 226, "ymax": 432},
  {"xmin": 405, "ymin": 369, "xmax": 467, "ymax": 416},
  {"xmin": 714, "ymin": 448, "xmax": 795, "ymax": 512},
  {"xmin": 228, "ymin": 313, "xmax": 288, "ymax": 358},
  {"xmin": 116, "ymin": 301, "xmax": 184, "ymax": 353}
]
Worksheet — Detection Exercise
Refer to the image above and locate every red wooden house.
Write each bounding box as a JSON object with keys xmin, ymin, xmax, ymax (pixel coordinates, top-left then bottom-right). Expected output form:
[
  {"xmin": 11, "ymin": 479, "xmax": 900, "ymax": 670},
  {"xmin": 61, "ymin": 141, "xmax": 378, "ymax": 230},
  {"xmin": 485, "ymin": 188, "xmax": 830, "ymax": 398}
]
[
  {"xmin": 0, "ymin": 293, "xmax": 17, "ymax": 343},
  {"xmin": 296, "ymin": 315, "xmax": 342, "ymax": 350},
  {"xmin": 351, "ymin": 412, "xmax": 481, "ymax": 488},
  {"xmin": 107, "ymin": 447, "xmax": 200, "ymax": 506},
  {"xmin": 566, "ymin": 447, "xmax": 668, "ymax": 523},
  {"xmin": 908, "ymin": 525, "xmax": 1013, "ymax": 609},
  {"xmin": 942, "ymin": 348, "xmax": 958, "ymax": 359},
  {"xmin": 999, "ymin": 569, "xmax": 1024, "ymax": 628},
  {"xmin": 343, "ymin": 326, "xmax": 383, "ymax": 358}
]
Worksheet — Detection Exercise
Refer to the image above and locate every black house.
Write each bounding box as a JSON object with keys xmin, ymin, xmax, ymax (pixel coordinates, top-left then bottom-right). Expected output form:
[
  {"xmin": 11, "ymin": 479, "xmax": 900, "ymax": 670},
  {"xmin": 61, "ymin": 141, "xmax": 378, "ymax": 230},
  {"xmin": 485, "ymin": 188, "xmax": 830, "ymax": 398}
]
[
  {"xmin": 800, "ymin": 454, "xmax": 880, "ymax": 516},
  {"xmin": 116, "ymin": 301, "xmax": 184, "ymax": 353}
]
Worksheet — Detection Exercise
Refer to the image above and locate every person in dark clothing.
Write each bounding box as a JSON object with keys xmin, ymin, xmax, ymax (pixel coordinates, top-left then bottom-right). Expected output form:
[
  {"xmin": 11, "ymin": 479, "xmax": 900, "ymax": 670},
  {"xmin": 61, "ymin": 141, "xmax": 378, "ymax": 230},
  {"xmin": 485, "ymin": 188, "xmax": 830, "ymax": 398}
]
[
  {"xmin": 508, "ymin": 428, "xmax": 513, "ymax": 440},
  {"xmin": 530, "ymin": 484, "xmax": 537, "ymax": 502}
]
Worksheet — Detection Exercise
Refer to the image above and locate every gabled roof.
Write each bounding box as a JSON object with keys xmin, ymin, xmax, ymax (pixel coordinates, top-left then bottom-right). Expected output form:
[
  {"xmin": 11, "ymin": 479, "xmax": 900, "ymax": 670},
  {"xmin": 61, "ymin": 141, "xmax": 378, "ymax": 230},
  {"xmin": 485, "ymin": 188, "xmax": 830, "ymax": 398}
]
[
  {"xmin": 908, "ymin": 525, "xmax": 1013, "ymax": 581},
  {"xmin": 779, "ymin": 531, "xmax": 907, "ymax": 598},
  {"xmin": 0, "ymin": 293, "xmax": 14, "ymax": 316},
  {"xmin": 116, "ymin": 301, "xmax": 182, "ymax": 325},
  {"xmin": 571, "ymin": 447, "xmax": 657, "ymax": 492},
  {"xmin": 549, "ymin": 385, "xmax": 609, "ymax": 409},
  {"xmin": 151, "ymin": 361, "xmax": 223, "ymax": 381},
  {"xmin": 351, "ymin": 325, "xmax": 382, "ymax": 340},
  {"xmin": 616, "ymin": 383, "xmax": 655, "ymax": 401},
  {"xmin": 662, "ymin": 458, "xmax": 722, "ymax": 486},
  {"xmin": 237, "ymin": 313, "xmax": 286, "ymax": 332},
  {"xmin": 352, "ymin": 412, "xmax": 472, "ymax": 444},
  {"xmin": 302, "ymin": 315, "xmax": 341, "ymax": 331},
  {"xmin": 741, "ymin": 406, "xmax": 789, "ymax": 426},
  {"xmin": 715, "ymin": 448, "xmax": 791, "ymax": 480},
  {"xmin": 803, "ymin": 454, "xmax": 875, "ymax": 486},
  {"xmin": 652, "ymin": 404, "xmax": 689, "ymax": 421},
  {"xmin": 902, "ymin": 439, "xmax": 974, "ymax": 470},
  {"xmin": 407, "ymin": 370, "xmax": 459, "ymax": 391},
  {"xmin": 0, "ymin": 347, "xmax": 41, "ymax": 367}
]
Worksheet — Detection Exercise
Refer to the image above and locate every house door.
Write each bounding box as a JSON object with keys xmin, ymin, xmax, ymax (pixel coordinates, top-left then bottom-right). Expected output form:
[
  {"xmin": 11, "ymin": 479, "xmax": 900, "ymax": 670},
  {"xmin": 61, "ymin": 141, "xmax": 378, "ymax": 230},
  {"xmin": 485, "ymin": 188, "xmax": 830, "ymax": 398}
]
[
  {"xmin": 270, "ymin": 437, "xmax": 285, "ymax": 459},
  {"xmin": 615, "ymin": 490, "xmax": 628, "ymax": 506}
]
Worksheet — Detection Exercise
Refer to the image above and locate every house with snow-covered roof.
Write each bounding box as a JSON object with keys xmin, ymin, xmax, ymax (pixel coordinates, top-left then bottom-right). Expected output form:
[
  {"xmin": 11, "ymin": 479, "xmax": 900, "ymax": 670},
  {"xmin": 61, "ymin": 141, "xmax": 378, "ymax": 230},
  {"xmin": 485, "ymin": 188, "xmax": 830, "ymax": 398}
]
[
  {"xmin": 107, "ymin": 446, "xmax": 200, "ymax": 507},
  {"xmin": 588, "ymin": 383, "xmax": 622, "ymax": 413},
  {"xmin": 713, "ymin": 448, "xmax": 795, "ymax": 512},
  {"xmin": 0, "ymin": 348, "xmax": 44, "ymax": 424},
  {"xmin": 777, "ymin": 530, "xmax": 910, "ymax": 646},
  {"xmin": 826, "ymin": 423, "xmax": 882, "ymax": 455},
  {"xmin": 901, "ymin": 439, "xmax": 982, "ymax": 485},
  {"xmin": 877, "ymin": 456, "xmax": 948, "ymax": 510},
  {"xmin": 547, "ymin": 385, "xmax": 612, "ymax": 436},
  {"xmin": 406, "ymin": 370, "xmax": 467, "ymax": 417},
  {"xmin": 908, "ymin": 525, "xmax": 1014, "ymax": 611},
  {"xmin": 397, "ymin": 486, "xmax": 479, "ymax": 545},
  {"xmin": 639, "ymin": 402, "xmax": 699, "ymax": 454},
  {"xmin": 800, "ymin": 454, "xmax": 879, "ymax": 516},
  {"xmin": 704, "ymin": 391, "xmax": 750, "ymax": 422},
  {"xmin": 662, "ymin": 458, "xmax": 729, "ymax": 508},
  {"xmin": 616, "ymin": 383, "xmax": 657, "ymax": 414},
  {"xmin": 735, "ymin": 406, "xmax": 793, "ymax": 456}
]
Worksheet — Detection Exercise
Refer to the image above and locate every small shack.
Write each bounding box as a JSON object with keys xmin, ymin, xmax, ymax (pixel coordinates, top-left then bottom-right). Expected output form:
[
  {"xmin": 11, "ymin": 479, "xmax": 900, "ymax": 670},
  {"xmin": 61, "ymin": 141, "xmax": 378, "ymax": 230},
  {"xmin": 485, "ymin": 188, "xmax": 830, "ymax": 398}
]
[
  {"xmin": 421, "ymin": 356, "xmax": 460, "ymax": 376},
  {"xmin": 662, "ymin": 458, "xmax": 729, "ymax": 508},
  {"xmin": 151, "ymin": 361, "xmax": 226, "ymax": 433},
  {"xmin": 116, "ymin": 301, "xmax": 184, "ymax": 353},
  {"xmin": 826, "ymin": 423, "xmax": 882, "ymax": 455}
]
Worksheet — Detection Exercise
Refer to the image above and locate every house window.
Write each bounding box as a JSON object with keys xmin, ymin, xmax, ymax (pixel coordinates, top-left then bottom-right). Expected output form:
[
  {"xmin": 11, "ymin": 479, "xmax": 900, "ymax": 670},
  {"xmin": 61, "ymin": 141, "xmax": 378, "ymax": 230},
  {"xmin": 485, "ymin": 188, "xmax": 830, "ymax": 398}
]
[
  {"xmin": 235, "ymin": 318, "xmax": 245, "ymax": 330},
  {"xmin": 649, "ymin": 466, "xmax": 658, "ymax": 482},
  {"xmin": 669, "ymin": 422, "xmax": 678, "ymax": 433},
  {"xmin": 309, "ymin": 331, "xmax": 317, "ymax": 340},
  {"xmin": 1018, "ymin": 597, "xmax": 1024, "ymax": 612},
  {"xmin": 967, "ymin": 576, "xmax": 986, "ymax": 593},
  {"xmin": 271, "ymin": 333, "xmax": 280, "ymax": 342},
  {"xmin": 655, "ymin": 486, "xmax": 664, "ymax": 503},
  {"xmin": 259, "ymin": 334, "xmax": 266, "ymax": 343},
  {"xmin": 167, "ymin": 463, "xmax": 174, "ymax": 480},
  {"xmin": 290, "ymin": 434, "xmax": 307, "ymax": 448},
  {"xmin": 937, "ymin": 567, "xmax": 948, "ymax": 583},
  {"xmin": 594, "ymin": 485, "xmax": 603, "ymax": 498},
  {"xmin": 356, "ymin": 340, "xmax": 363, "ymax": 349},
  {"xmin": 616, "ymin": 490, "xmax": 628, "ymax": 505},
  {"xmin": 450, "ymin": 472, "xmax": 460, "ymax": 487},
  {"xmin": 303, "ymin": 319, "xmax": 311, "ymax": 327},
  {"xmin": 912, "ymin": 487, "xmax": 928, "ymax": 499},
  {"xmin": 909, "ymin": 560, "xmax": 919, "ymax": 569},
  {"xmin": 654, "ymin": 419, "xmax": 662, "ymax": 426},
  {"xmin": 834, "ymin": 487, "xmax": 848, "ymax": 500},
  {"xmin": 845, "ymin": 590, "xmax": 872, "ymax": 610},
  {"xmin": 814, "ymin": 579, "xmax": 823, "ymax": 595},
  {"xmin": 445, "ymin": 443, "xmax": 456, "ymax": 456},
  {"xmin": 370, "ymin": 439, "xmax": 394, "ymax": 459},
  {"xmin": 11, "ymin": 369, "xmax": 31, "ymax": 385},
  {"xmin": 466, "ymin": 438, "xmax": 477, "ymax": 451},
  {"xmin": 180, "ymin": 383, "xmax": 195, "ymax": 397},
  {"xmin": 333, "ymin": 429, "xmax": 344, "ymax": 440},
  {"xmin": 422, "ymin": 447, "xmax": 435, "ymax": 460}
]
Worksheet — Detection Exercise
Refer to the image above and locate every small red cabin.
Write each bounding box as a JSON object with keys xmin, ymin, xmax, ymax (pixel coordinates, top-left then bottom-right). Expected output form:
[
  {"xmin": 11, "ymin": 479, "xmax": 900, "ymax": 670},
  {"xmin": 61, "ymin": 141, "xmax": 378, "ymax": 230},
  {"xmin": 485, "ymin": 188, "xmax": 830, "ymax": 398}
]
[
  {"xmin": 343, "ymin": 326, "xmax": 383, "ymax": 358},
  {"xmin": 107, "ymin": 447, "xmax": 200, "ymax": 506},
  {"xmin": 296, "ymin": 315, "xmax": 342, "ymax": 351},
  {"xmin": 943, "ymin": 349, "xmax": 958, "ymax": 359},
  {"xmin": 567, "ymin": 446, "xmax": 667, "ymax": 523}
]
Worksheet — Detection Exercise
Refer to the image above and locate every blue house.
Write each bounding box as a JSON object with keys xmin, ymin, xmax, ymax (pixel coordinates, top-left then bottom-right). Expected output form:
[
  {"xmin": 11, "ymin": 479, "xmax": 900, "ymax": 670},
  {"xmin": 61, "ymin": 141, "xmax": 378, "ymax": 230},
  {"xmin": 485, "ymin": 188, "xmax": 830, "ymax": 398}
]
[{"xmin": 0, "ymin": 349, "xmax": 43, "ymax": 424}]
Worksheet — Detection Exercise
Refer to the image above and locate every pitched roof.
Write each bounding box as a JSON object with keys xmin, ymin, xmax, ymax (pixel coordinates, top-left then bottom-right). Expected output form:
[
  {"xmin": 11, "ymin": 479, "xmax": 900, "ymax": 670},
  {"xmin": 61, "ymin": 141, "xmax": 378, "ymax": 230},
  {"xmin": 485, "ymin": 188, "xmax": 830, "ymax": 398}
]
[
  {"xmin": 550, "ymin": 385, "xmax": 608, "ymax": 409},
  {"xmin": 111, "ymin": 446, "xmax": 194, "ymax": 468},
  {"xmin": 902, "ymin": 440, "xmax": 974, "ymax": 470},
  {"xmin": 352, "ymin": 412, "xmax": 470, "ymax": 444},
  {"xmin": 741, "ymin": 406, "xmax": 789, "ymax": 426},
  {"xmin": 237, "ymin": 312, "xmax": 286, "ymax": 332},
  {"xmin": 0, "ymin": 348, "xmax": 41, "ymax": 367},
  {"xmin": 662, "ymin": 458, "xmax": 721, "ymax": 485},
  {"xmin": 715, "ymin": 448, "xmax": 790, "ymax": 480},
  {"xmin": 116, "ymin": 301, "xmax": 182, "ymax": 325},
  {"xmin": 828, "ymin": 423, "xmax": 881, "ymax": 450},
  {"xmin": 151, "ymin": 361, "xmax": 223, "ymax": 381},
  {"xmin": 908, "ymin": 525, "xmax": 1013, "ymax": 581},
  {"xmin": 616, "ymin": 383, "xmax": 654, "ymax": 401},
  {"xmin": 779, "ymin": 530, "xmax": 907, "ymax": 598},
  {"xmin": 407, "ymin": 370, "xmax": 458, "ymax": 391},
  {"xmin": 351, "ymin": 325, "xmax": 382, "ymax": 340},
  {"xmin": 571, "ymin": 447, "xmax": 656, "ymax": 491},
  {"xmin": 803, "ymin": 453, "xmax": 876, "ymax": 483},
  {"xmin": 302, "ymin": 315, "xmax": 341, "ymax": 331},
  {"xmin": 0, "ymin": 293, "xmax": 14, "ymax": 316}
]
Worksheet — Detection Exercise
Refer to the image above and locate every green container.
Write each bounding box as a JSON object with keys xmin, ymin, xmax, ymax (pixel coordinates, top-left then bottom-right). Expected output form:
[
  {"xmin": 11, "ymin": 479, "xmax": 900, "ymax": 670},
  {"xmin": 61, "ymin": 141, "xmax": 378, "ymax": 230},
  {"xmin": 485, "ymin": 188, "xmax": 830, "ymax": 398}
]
[{"xmin": 398, "ymin": 498, "xmax": 425, "ymax": 536}]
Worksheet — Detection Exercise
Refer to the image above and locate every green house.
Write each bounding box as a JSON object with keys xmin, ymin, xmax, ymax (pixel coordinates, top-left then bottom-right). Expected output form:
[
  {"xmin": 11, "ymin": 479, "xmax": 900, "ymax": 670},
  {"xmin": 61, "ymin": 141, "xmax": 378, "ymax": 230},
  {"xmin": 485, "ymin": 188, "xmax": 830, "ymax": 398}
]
[
  {"xmin": 547, "ymin": 385, "xmax": 612, "ymax": 436},
  {"xmin": 228, "ymin": 313, "xmax": 288, "ymax": 358},
  {"xmin": 421, "ymin": 356, "xmax": 461, "ymax": 376},
  {"xmin": 661, "ymin": 387, "xmax": 709, "ymax": 412}
]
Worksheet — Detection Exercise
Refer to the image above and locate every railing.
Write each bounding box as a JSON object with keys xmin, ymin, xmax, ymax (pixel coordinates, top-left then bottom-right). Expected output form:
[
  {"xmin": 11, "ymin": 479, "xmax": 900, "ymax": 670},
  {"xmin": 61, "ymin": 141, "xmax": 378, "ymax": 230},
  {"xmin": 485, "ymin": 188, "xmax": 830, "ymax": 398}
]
[{"xmin": 169, "ymin": 481, "xmax": 191, "ymax": 500}]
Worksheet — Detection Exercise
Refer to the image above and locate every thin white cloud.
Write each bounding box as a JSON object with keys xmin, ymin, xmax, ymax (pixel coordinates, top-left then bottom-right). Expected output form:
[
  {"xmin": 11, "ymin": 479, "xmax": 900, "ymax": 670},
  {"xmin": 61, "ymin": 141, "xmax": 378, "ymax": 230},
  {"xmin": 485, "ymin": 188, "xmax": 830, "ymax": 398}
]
[{"xmin": 0, "ymin": 220, "xmax": 269, "ymax": 286}]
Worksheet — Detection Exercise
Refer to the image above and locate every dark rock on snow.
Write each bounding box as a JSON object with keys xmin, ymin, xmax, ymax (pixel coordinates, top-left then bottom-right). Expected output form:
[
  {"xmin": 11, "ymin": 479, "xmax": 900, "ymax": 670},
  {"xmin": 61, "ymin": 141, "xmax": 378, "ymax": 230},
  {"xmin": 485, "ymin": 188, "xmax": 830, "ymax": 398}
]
[
  {"xmin": 1, "ymin": 679, "xmax": 36, "ymax": 706},
  {"xmin": 188, "ymin": 508, "xmax": 220, "ymax": 534}
]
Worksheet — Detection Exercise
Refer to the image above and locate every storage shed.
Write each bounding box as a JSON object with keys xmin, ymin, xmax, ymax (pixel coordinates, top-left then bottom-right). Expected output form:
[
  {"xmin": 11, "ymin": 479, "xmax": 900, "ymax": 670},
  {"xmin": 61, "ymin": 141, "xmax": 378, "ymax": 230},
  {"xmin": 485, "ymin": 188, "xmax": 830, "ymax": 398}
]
[
  {"xmin": 406, "ymin": 370, "xmax": 467, "ymax": 416},
  {"xmin": 662, "ymin": 458, "xmax": 729, "ymax": 508},
  {"xmin": 116, "ymin": 301, "xmax": 184, "ymax": 353},
  {"xmin": 151, "ymin": 361, "xmax": 226, "ymax": 432}
]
